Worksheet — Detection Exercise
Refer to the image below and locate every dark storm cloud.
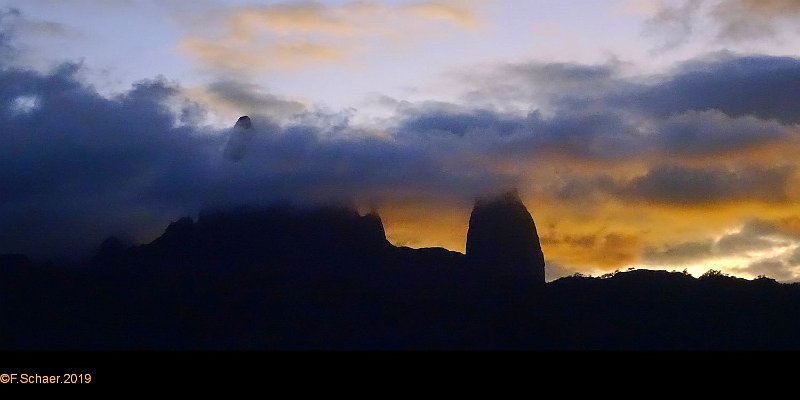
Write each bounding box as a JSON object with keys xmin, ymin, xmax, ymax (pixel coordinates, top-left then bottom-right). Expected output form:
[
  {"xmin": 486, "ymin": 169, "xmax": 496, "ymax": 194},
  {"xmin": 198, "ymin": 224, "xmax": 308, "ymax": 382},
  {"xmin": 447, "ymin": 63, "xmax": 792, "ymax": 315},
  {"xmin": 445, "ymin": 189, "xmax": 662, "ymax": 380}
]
[
  {"xmin": 398, "ymin": 106, "xmax": 793, "ymax": 170},
  {"xmin": 450, "ymin": 54, "xmax": 800, "ymax": 169},
  {"xmin": 398, "ymin": 106, "xmax": 643, "ymax": 161},
  {"xmin": 473, "ymin": 54, "xmax": 800, "ymax": 125},
  {"xmin": 0, "ymin": 65, "xmax": 220, "ymax": 257},
  {"xmin": 654, "ymin": 110, "xmax": 787, "ymax": 157},
  {"xmin": 0, "ymin": 62, "xmax": 516, "ymax": 258},
  {"xmin": 620, "ymin": 165, "xmax": 793, "ymax": 205},
  {"xmin": 619, "ymin": 55, "xmax": 800, "ymax": 125},
  {"xmin": 391, "ymin": 54, "xmax": 800, "ymax": 213},
  {"xmin": 398, "ymin": 106, "xmax": 523, "ymax": 137}
]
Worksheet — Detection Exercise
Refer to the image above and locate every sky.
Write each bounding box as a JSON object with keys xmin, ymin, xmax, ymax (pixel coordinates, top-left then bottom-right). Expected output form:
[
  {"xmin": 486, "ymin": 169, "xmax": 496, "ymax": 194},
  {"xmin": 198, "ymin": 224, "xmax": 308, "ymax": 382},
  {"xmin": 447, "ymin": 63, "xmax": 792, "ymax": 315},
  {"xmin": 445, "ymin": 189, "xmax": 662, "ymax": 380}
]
[{"xmin": 1, "ymin": 0, "xmax": 800, "ymax": 281}]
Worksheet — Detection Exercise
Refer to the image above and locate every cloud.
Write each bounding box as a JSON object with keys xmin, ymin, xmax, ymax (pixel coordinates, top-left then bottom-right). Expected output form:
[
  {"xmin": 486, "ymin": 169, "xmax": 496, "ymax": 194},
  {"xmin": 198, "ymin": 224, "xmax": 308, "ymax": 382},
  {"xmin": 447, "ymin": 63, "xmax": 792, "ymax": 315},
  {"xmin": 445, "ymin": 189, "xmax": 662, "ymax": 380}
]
[
  {"xmin": 181, "ymin": 38, "xmax": 346, "ymax": 72},
  {"xmin": 227, "ymin": 2, "xmax": 356, "ymax": 38},
  {"xmin": 0, "ymin": 7, "xmax": 73, "ymax": 39},
  {"xmin": 0, "ymin": 8, "xmax": 16, "ymax": 61},
  {"xmin": 618, "ymin": 0, "xmax": 662, "ymax": 16},
  {"xmin": 400, "ymin": 53, "xmax": 800, "ymax": 276},
  {"xmin": 384, "ymin": 54, "xmax": 800, "ymax": 276},
  {"xmin": 0, "ymin": 61, "xmax": 518, "ymax": 259},
  {"xmin": 179, "ymin": 1, "xmax": 483, "ymax": 72},
  {"xmin": 715, "ymin": 221, "xmax": 793, "ymax": 253},
  {"xmin": 723, "ymin": 217, "xmax": 800, "ymax": 281},
  {"xmin": 643, "ymin": 0, "xmax": 704, "ymax": 49},
  {"xmin": 643, "ymin": 240, "xmax": 714, "ymax": 265},
  {"xmin": 619, "ymin": 55, "xmax": 800, "ymax": 125},
  {"xmin": 193, "ymin": 80, "xmax": 306, "ymax": 120},
  {"xmin": 645, "ymin": 0, "xmax": 800, "ymax": 45},
  {"xmin": 737, "ymin": 259, "xmax": 798, "ymax": 281},
  {"xmin": 397, "ymin": 105, "xmax": 525, "ymax": 137},
  {"xmin": 544, "ymin": 261, "xmax": 577, "ymax": 282},
  {"xmin": 407, "ymin": 1, "xmax": 480, "ymax": 29},
  {"xmin": 620, "ymin": 165, "xmax": 794, "ymax": 205},
  {"xmin": 460, "ymin": 54, "xmax": 800, "ymax": 162},
  {"xmin": 541, "ymin": 232, "xmax": 641, "ymax": 268},
  {"xmin": 653, "ymin": 111, "xmax": 788, "ymax": 158},
  {"xmin": 17, "ymin": 0, "xmax": 135, "ymax": 7},
  {"xmin": 641, "ymin": 218, "xmax": 800, "ymax": 280},
  {"xmin": 711, "ymin": 0, "xmax": 800, "ymax": 40},
  {"xmin": 463, "ymin": 54, "xmax": 800, "ymax": 132}
]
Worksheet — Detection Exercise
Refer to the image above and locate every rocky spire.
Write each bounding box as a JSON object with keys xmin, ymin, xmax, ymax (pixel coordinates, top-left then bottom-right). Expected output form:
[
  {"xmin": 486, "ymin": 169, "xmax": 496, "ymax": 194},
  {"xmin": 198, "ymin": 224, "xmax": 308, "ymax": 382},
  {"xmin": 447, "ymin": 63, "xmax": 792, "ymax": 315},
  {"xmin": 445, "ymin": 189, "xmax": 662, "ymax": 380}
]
[
  {"xmin": 466, "ymin": 189, "xmax": 546, "ymax": 285},
  {"xmin": 235, "ymin": 116, "xmax": 252, "ymax": 130},
  {"xmin": 224, "ymin": 116, "xmax": 255, "ymax": 161}
]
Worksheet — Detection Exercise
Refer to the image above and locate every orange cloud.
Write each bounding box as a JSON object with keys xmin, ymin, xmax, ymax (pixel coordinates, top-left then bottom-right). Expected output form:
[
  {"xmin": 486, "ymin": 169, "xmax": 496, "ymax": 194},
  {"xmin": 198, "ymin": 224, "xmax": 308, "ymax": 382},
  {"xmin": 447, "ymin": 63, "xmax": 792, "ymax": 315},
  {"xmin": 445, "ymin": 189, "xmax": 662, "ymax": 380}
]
[
  {"xmin": 228, "ymin": 3, "xmax": 356, "ymax": 39},
  {"xmin": 408, "ymin": 1, "xmax": 481, "ymax": 29},
  {"xmin": 179, "ymin": 1, "xmax": 484, "ymax": 72},
  {"xmin": 181, "ymin": 38, "xmax": 345, "ymax": 71}
]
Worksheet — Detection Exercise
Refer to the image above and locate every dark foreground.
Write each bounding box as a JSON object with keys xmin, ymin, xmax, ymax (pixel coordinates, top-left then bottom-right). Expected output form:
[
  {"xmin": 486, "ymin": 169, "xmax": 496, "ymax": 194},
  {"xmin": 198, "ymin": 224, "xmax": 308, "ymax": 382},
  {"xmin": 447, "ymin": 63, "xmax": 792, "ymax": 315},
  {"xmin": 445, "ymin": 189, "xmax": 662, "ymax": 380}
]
[{"xmin": 2, "ymin": 203, "xmax": 799, "ymax": 351}]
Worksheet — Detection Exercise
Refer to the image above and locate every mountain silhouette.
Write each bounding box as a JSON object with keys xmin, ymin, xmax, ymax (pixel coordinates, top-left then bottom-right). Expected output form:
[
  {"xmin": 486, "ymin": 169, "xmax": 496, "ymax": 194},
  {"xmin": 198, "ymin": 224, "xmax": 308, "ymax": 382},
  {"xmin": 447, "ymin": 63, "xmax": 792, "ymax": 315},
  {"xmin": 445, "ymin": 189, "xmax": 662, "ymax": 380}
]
[
  {"xmin": 466, "ymin": 190, "xmax": 546, "ymax": 286},
  {"xmin": 4, "ymin": 118, "xmax": 800, "ymax": 350},
  {"xmin": 4, "ymin": 196, "xmax": 800, "ymax": 350}
]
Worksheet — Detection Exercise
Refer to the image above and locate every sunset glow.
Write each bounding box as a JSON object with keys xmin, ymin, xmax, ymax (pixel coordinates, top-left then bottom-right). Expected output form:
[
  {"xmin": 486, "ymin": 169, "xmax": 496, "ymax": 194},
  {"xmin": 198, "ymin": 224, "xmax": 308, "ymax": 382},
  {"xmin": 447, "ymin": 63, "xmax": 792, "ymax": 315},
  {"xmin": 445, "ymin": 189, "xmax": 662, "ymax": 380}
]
[{"xmin": 2, "ymin": 0, "xmax": 800, "ymax": 281}]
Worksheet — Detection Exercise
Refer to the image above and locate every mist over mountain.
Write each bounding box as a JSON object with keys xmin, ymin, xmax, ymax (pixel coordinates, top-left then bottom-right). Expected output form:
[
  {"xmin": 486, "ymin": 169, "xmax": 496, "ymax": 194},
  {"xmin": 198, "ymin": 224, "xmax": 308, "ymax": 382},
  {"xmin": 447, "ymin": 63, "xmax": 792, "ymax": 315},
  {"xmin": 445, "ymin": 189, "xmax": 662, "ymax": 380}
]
[{"xmin": 3, "ymin": 187, "xmax": 800, "ymax": 350}]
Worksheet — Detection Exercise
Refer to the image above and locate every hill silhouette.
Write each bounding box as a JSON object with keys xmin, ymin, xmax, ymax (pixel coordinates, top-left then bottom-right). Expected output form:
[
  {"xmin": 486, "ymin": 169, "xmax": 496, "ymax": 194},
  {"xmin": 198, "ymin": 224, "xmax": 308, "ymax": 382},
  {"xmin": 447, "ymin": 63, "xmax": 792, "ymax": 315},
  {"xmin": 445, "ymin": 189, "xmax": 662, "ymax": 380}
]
[{"xmin": 3, "ymin": 191, "xmax": 800, "ymax": 350}]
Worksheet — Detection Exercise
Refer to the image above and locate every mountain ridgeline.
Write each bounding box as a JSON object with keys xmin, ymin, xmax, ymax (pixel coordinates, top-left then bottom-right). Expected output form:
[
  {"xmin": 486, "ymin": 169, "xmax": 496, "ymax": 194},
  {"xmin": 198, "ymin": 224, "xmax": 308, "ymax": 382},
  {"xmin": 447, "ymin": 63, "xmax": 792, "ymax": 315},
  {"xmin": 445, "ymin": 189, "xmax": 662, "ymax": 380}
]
[{"xmin": 3, "ymin": 117, "xmax": 800, "ymax": 350}]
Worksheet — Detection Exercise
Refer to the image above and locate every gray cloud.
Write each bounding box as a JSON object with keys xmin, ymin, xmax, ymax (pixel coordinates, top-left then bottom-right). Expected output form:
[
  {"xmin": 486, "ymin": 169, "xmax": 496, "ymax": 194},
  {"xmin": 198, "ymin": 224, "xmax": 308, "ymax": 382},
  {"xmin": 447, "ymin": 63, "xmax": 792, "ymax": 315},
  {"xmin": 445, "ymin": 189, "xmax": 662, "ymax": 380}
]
[
  {"xmin": 0, "ymin": 8, "xmax": 19, "ymax": 62},
  {"xmin": 451, "ymin": 55, "xmax": 800, "ymax": 173},
  {"xmin": 643, "ymin": 0, "xmax": 704, "ymax": 49},
  {"xmin": 654, "ymin": 110, "xmax": 787, "ymax": 157},
  {"xmin": 205, "ymin": 80, "xmax": 305, "ymax": 120},
  {"xmin": 393, "ymin": 54, "xmax": 800, "ymax": 210},
  {"xmin": 738, "ymin": 259, "xmax": 797, "ymax": 281},
  {"xmin": 0, "ymin": 6, "xmax": 79, "ymax": 47},
  {"xmin": 555, "ymin": 175, "xmax": 617, "ymax": 202},
  {"xmin": 643, "ymin": 240, "xmax": 715, "ymax": 265},
  {"xmin": 619, "ymin": 55, "xmax": 800, "ymax": 125},
  {"xmin": 471, "ymin": 54, "xmax": 800, "ymax": 126},
  {"xmin": 544, "ymin": 261, "xmax": 576, "ymax": 282},
  {"xmin": 643, "ymin": 218, "xmax": 800, "ymax": 280},
  {"xmin": 646, "ymin": 0, "xmax": 800, "ymax": 44},
  {"xmin": 714, "ymin": 218, "xmax": 800, "ymax": 253},
  {"xmin": 397, "ymin": 105, "xmax": 643, "ymax": 162},
  {"xmin": 620, "ymin": 165, "xmax": 794, "ymax": 205},
  {"xmin": 711, "ymin": 0, "xmax": 800, "ymax": 41}
]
